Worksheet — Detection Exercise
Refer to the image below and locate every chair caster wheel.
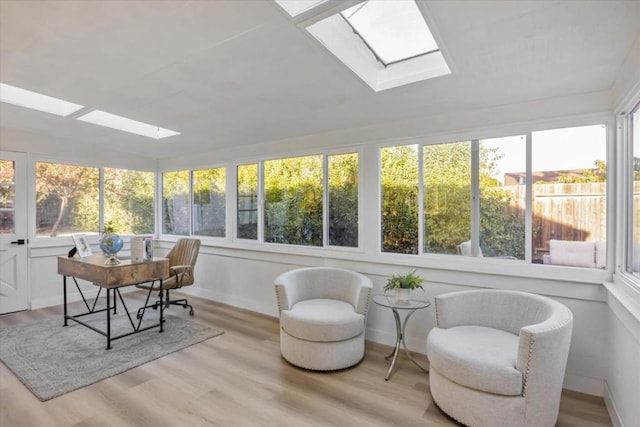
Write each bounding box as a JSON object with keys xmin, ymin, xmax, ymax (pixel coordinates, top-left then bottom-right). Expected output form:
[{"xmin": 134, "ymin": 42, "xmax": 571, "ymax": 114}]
[{"xmin": 189, "ymin": 309, "xmax": 194, "ymax": 316}]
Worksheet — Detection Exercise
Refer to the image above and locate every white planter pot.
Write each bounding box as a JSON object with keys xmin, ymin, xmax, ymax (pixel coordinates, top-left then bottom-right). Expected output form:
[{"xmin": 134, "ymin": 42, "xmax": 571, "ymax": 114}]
[{"xmin": 394, "ymin": 288, "xmax": 410, "ymax": 303}]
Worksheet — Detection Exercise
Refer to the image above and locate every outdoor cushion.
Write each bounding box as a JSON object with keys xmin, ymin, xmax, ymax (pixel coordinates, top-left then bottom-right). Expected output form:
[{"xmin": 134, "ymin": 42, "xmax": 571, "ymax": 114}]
[
  {"xmin": 281, "ymin": 299, "xmax": 364, "ymax": 342},
  {"xmin": 427, "ymin": 325, "xmax": 523, "ymax": 396},
  {"xmin": 548, "ymin": 240, "xmax": 595, "ymax": 268}
]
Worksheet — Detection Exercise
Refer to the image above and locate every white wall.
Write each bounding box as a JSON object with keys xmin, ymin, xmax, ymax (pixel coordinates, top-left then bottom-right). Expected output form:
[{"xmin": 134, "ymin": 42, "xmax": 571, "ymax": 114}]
[
  {"xmin": 604, "ymin": 279, "xmax": 640, "ymax": 427},
  {"xmin": 1, "ymin": 127, "xmax": 158, "ymax": 170}
]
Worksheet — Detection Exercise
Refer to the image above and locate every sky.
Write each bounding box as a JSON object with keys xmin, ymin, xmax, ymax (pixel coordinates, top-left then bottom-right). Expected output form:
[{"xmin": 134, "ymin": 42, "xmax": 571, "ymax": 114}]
[{"xmin": 483, "ymin": 124, "xmax": 607, "ymax": 176}]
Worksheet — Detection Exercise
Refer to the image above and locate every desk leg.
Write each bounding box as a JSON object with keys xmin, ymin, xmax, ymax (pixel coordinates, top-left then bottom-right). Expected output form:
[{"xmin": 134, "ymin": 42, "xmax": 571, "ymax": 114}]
[
  {"xmin": 384, "ymin": 308, "xmax": 404, "ymax": 381},
  {"xmin": 63, "ymin": 276, "xmax": 68, "ymax": 326},
  {"xmin": 159, "ymin": 280, "xmax": 164, "ymax": 333},
  {"xmin": 113, "ymin": 289, "xmax": 117, "ymax": 315},
  {"xmin": 106, "ymin": 288, "xmax": 112, "ymax": 350}
]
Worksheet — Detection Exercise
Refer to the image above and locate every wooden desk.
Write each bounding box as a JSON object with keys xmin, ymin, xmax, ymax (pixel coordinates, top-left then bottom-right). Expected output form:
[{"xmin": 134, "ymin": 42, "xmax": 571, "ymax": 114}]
[{"xmin": 58, "ymin": 255, "xmax": 169, "ymax": 349}]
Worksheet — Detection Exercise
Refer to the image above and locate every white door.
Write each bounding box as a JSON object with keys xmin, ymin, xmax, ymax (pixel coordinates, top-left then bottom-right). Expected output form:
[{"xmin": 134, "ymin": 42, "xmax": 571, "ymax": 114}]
[{"xmin": 0, "ymin": 151, "xmax": 28, "ymax": 314}]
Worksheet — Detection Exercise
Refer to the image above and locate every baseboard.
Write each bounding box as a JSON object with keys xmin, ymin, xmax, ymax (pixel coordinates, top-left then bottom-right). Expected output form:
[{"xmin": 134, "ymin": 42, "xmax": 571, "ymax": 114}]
[
  {"xmin": 604, "ymin": 381, "xmax": 625, "ymax": 427},
  {"xmin": 175, "ymin": 287, "xmax": 278, "ymax": 318},
  {"xmin": 562, "ymin": 372, "xmax": 604, "ymax": 397}
]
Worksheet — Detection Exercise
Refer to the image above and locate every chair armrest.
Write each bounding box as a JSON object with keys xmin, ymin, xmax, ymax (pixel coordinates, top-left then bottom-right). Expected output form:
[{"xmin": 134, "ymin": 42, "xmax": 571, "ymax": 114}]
[
  {"xmin": 170, "ymin": 264, "xmax": 192, "ymax": 287},
  {"xmin": 170, "ymin": 264, "xmax": 192, "ymax": 272},
  {"xmin": 274, "ymin": 272, "xmax": 311, "ymax": 313},
  {"xmin": 353, "ymin": 279, "xmax": 373, "ymax": 317},
  {"xmin": 516, "ymin": 305, "xmax": 573, "ymax": 397}
]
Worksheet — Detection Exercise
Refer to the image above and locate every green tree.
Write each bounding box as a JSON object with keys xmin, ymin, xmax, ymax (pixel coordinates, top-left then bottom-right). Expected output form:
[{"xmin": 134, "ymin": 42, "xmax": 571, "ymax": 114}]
[
  {"xmin": 104, "ymin": 168, "xmax": 154, "ymax": 235},
  {"xmin": 162, "ymin": 170, "xmax": 190, "ymax": 235},
  {"xmin": 381, "ymin": 145, "xmax": 419, "ymax": 254},
  {"xmin": 328, "ymin": 153, "xmax": 358, "ymax": 247},
  {"xmin": 35, "ymin": 162, "xmax": 99, "ymax": 236},
  {"xmin": 193, "ymin": 168, "xmax": 225, "ymax": 237},
  {"xmin": 423, "ymin": 142, "xmax": 471, "ymax": 254},
  {"xmin": 264, "ymin": 156, "xmax": 323, "ymax": 245},
  {"xmin": 237, "ymin": 164, "xmax": 258, "ymax": 239},
  {"xmin": 557, "ymin": 160, "xmax": 607, "ymax": 183}
]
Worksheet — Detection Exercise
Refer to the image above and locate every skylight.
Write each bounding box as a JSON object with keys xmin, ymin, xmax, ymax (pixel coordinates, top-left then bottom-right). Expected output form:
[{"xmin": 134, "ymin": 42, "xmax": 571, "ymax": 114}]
[
  {"xmin": 340, "ymin": 0, "xmax": 439, "ymax": 66},
  {"xmin": 76, "ymin": 110, "xmax": 180, "ymax": 140},
  {"xmin": 304, "ymin": 0, "xmax": 451, "ymax": 91},
  {"xmin": 0, "ymin": 83, "xmax": 84, "ymax": 117}
]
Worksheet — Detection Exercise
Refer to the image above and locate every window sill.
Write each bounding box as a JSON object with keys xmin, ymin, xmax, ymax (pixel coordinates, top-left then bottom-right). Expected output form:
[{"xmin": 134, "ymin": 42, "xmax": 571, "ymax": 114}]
[{"xmin": 154, "ymin": 236, "xmax": 611, "ymax": 301}]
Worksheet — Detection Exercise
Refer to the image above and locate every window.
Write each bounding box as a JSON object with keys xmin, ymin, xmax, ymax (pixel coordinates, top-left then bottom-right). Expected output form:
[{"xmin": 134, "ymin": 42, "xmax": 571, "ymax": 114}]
[
  {"xmin": 340, "ymin": 0, "xmax": 439, "ymax": 66},
  {"xmin": 479, "ymin": 136, "xmax": 526, "ymax": 259},
  {"xmin": 103, "ymin": 168, "xmax": 154, "ymax": 235},
  {"xmin": 532, "ymin": 125, "xmax": 607, "ymax": 267},
  {"xmin": 162, "ymin": 170, "xmax": 190, "ymax": 236},
  {"xmin": 328, "ymin": 153, "xmax": 358, "ymax": 247},
  {"xmin": 381, "ymin": 145, "xmax": 418, "ymax": 254},
  {"xmin": 237, "ymin": 164, "xmax": 258, "ymax": 240},
  {"xmin": 35, "ymin": 162, "xmax": 99, "ymax": 237},
  {"xmin": 193, "ymin": 168, "xmax": 226, "ymax": 237},
  {"xmin": 423, "ymin": 141, "xmax": 471, "ymax": 255},
  {"xmin": 305, "ymin": 0, "xmax": 450, "ymax": 91},
  {"xmin": 380, "ymin": 125, "xmax": 607, "ymax": 268},
  {"xmin": 630, "ymin": 107, "xmax": 640, "ymax": 278},
  {"xmin": 264, "ymin": 155, "xmax": 323, "ymax": 246},
  {"xmin": 0, "ymin": 160, "xmax": 15, "ymax": 233}
]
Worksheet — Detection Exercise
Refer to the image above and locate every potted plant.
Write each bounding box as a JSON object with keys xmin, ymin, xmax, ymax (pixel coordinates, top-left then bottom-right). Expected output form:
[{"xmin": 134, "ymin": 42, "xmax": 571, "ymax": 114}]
[{"xmin": 384, "ymin": 270, "xmax": 424, "ymax": 303}]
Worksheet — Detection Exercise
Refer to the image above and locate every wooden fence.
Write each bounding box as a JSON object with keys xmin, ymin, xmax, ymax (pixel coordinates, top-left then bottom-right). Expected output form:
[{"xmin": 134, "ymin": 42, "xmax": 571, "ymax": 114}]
[{"xmin": 506, "ymin": 181, "xmax": 640, "ymax": 261}]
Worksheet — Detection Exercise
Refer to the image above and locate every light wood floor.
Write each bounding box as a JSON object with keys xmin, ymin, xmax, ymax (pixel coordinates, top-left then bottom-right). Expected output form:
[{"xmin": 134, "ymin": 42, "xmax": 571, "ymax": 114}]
[{"xmin": 1, "ymin": 292, "xmax": 612, "ymax": 427}]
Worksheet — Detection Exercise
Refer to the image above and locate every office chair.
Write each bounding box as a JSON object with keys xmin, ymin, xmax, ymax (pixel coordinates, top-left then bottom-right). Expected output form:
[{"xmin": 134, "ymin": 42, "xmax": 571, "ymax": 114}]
[{"xmin": 137, "ymin": 238, "xmax": 200, "ymax": 317}]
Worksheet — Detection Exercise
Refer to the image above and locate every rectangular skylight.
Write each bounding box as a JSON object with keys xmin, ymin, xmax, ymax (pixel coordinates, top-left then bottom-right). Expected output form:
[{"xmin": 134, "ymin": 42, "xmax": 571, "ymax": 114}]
[
  {"xmin": 340, "ymin": 0, "xmax": 439, "ymax": 66},
  {"xmin": 0, "ymin": 83, "xmax": 84, "ymax": 117},
  {"xmin": 77, "ymin": 110, "xmax": 180, "ymax": 140}
]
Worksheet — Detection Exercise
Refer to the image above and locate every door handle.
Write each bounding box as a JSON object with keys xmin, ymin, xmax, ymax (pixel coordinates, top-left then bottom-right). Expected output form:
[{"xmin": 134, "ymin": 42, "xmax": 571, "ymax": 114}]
[{"xmin": 10, "ymin": 239, "xmax": 25, "ymax": 245}]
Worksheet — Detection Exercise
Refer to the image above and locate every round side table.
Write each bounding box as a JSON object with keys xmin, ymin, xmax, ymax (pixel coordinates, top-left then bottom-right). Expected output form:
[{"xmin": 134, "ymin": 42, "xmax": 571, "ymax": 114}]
[{"xmin": 373, "ymin": 294, "xmax": 431, "ymax": 381}]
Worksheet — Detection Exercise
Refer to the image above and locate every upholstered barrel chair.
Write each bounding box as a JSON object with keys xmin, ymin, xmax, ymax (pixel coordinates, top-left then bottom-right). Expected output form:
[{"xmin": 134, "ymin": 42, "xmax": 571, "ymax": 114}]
[
  {"xmin": 274, "ymin": 267, "xmax": 373, "ymax": 371},
  {"xmin": 426, "ymin": 289, "xmax": 573, "ymax": 427}
]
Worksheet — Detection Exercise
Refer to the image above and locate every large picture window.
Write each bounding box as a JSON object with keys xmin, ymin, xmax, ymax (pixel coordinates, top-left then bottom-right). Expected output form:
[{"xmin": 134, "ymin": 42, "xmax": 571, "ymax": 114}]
[
  {"xmin": 162, "ymin": 170, "xmax": 190, "ymax": 236},
  {"xmin": 479, "ymin": 135, "xmax": 526, "ymax": 260},
  {"xmin": 264, "ymin": 155, "xmax": 323, "ymax": 246},
  {"xmin": 381, "ymin": 145, "xmax": 418, "ymax": 254},
  {"xmin": 237, "ymin": 164, "xmax": 258, "ymax": 240},
  {"xmin": 328, "ymin": 153, "xmax": 358, "ymax": 247},
  {"xmin": 35, "ymin": 162, "xmax": 99, "ymax": 237},
  {"xmin": 381, "ymin": 124, "xmax": 607, "ymax": 268},
  {"xmin": 193, "ymin": 168, "xmax": 226, "ymax": 237},
  {"xmin": 104, "ymin": 168, "xmax": 154, "ymax": 235},
  {"xmin": 532, "ymin": 125, "xmax": 607, "ymax": 268},
  {"xmin": 423, "ymin": 141, "xmax": 470, "ymax": 255}
]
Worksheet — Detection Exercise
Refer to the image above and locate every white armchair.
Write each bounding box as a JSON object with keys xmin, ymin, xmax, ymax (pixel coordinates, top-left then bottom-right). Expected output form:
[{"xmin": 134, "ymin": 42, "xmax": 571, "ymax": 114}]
[
  {"xmin": 274, "ymin": 267, "xmax": 373, "ymax": 371},
  {"xmin": 426, "ymin": 289, "xmax": 573, "ymax": 427}
]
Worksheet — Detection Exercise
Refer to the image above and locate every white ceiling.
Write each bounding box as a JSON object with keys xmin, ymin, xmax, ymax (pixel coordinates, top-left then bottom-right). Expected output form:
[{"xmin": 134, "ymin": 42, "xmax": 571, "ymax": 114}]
[{"xmin": 1, "ymin": 0, "xmax": 638, "ymax": 160}]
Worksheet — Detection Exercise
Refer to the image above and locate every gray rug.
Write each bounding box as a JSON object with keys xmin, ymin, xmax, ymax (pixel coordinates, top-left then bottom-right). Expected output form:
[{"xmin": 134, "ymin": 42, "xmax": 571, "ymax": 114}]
[{"xmin": 0, "ymin": 311, "xmax": 223, "ymax": 401}]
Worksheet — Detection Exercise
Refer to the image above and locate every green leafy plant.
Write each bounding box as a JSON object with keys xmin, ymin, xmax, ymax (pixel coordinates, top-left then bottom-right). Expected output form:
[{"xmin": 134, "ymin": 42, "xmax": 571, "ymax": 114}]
[
  {"xmin": 102, "ymin": 220, "xmax": 116, "ymax": 235},
  {"xmin": 384, "ymin": 270, "xmax": 424, "ymax": 292}
]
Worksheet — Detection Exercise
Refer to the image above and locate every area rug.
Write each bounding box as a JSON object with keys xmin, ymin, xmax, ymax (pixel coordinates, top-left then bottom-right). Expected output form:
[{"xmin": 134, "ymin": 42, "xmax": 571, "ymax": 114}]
[{"xmin": 0, "ymin": 312, "xmax": 223, "ymax": 401}]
